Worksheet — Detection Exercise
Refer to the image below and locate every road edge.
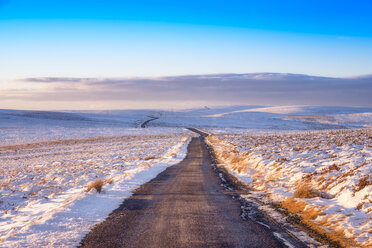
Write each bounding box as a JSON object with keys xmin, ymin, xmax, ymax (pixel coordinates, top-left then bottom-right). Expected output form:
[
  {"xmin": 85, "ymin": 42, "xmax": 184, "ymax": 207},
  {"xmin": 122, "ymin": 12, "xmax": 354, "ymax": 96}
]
[{"xmin": 203, "ymin": 135, "xmax": 346, "ymax": 248}]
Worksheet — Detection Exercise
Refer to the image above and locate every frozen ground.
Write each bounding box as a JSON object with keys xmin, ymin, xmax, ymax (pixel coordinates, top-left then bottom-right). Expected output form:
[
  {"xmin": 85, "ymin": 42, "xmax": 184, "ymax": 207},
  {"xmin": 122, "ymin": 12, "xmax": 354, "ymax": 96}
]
[
  {"xmin": 199, "ymin": 105, "xmax": 372, "ymax": 132},
  {"xmin": 0, "ymin": 134, "xmax": 191, "ymax": 247},
  {"xmin": 154, "ymin": 105, "xmax": 371, "ymax": 129},
  {"xmin": 1, "ymin": 105, "xmax": 371, "ymax": 247},
  {"xmin": 0, "ymin": 109, "xmax": 185, "ymax": 146},
  {"xmin": 207, "ymin": 129, "xmax": 372, "ymax": 247},
  {"xmin": 2, "ymin": 105, "xmax": 372, "ymax": 137}
]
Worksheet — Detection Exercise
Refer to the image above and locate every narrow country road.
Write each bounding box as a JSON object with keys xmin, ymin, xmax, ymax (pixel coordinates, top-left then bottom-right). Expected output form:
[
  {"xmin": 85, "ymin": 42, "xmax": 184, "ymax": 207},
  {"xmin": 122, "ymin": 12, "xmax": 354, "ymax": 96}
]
[
  {"xmin": 80, "ymin": 130, "xmax": 307, "ymax": 248},
  {"xmin": 140, "ymin": 117, "xmax": 159, "ymax": 128}
]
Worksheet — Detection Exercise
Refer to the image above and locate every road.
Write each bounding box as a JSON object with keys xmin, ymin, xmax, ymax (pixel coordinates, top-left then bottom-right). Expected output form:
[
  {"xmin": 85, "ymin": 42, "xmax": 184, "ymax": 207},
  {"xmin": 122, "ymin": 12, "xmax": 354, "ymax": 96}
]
[
  {"xmin": 140, "ymin": 117, "xmax": 159, "ymax": 128},
  {"xmin": 80, "ymin": 130, "xmax": 306, "ymax": 248}
]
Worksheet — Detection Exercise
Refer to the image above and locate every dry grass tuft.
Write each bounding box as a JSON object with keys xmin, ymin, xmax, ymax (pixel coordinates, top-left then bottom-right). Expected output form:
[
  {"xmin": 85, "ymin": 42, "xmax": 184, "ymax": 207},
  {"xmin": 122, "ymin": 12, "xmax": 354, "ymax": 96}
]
[
  {"xmin": 105, "ymin": 178, "xmax": 114, "ymax": 184},
  {"xmin": 0, "ymin": 183, "xmax": 9, "ymax": 189},
  {"xmin": 280, "ymin": 197, "xmax": 306, "ymax": 213},
  {"xmin": 293, "ymin": 184, "xmax": 318, "ymax": 198},
  {"xmin": 86, "ymin": 179, "xmax": 104, "ymax": 193},
  {"xmin": 328, "ymin": 163, "xmax": 341, "ymax": 171},
  {"xmin": 354, "ymin": 175, "xmax": 371, "ymax": 193},
  {"xmin": 230, "ymin": 156, "xmax": 245, "ymax": 164},
  {"xmin": 144, "ymin": 155, "xmax": 157, "ymax": 160},
  {"xmin": 304, "ymin": 206, "xmax": 323, "ymax": 220},
  {"xmin": 278, "ymin": 198, "xmax": 356, "ymax": 247},
  {"xmin": 356, "ymin": 202, "xmax": 365, "ymax": 210}
]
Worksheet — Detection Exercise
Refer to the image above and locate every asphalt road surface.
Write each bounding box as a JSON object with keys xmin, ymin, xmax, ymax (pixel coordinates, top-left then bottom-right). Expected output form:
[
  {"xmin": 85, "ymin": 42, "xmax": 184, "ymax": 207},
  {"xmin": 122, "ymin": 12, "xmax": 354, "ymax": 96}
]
[{"xmin": 80, "ymin": 130, "xmax": 307, "ymax": 248}]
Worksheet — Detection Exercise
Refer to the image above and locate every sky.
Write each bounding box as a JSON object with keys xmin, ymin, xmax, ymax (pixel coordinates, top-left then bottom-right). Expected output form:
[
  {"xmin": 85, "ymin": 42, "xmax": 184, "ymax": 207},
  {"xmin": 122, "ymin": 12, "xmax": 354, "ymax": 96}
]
[{"xmin": 0, "ymin": 0, "xmax": 372, "ymax": 110}]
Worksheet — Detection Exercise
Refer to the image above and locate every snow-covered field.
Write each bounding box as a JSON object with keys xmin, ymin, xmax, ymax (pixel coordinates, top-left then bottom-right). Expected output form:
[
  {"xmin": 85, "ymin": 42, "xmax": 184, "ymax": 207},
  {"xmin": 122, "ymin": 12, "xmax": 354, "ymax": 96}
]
[
  {"xmin": 0, "ymin": 133, "xmax": 191, "ymax": 247},
  {"xmin": 0, "ymin": 126, "xmax": 188, "ymax": 147},
  {"xmin": 1, "ymin": 105, "xmax": 372, "ymax": 247},
  {"xmin": 2, "ymin": 105, "xmax": 372, "ymax": 133},
  {"xmin": 202, "ymin": 105, "xmax": 372, "ymax": 132},
  {"xmin": 151, "ymin": 105, "xmax": 372, "ymax": 133},
  {"xmin": 0, "ymin": 109, "xmax": 187, "ymax": 146},
  {"xmin": 207, "ymin": 128, "xmax": 372, "ymax": 247}
]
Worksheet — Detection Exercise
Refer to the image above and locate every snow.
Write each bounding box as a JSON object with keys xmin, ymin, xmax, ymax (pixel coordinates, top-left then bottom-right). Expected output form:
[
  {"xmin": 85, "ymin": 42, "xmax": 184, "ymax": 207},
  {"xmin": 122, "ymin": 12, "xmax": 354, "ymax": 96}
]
[
  {"xmin": 198, "ymin": 105, "xmax": 372, "ymax": 131},
  {"xmin": 205, "ymin": 105, "xmax": 306, "ymax": 117},
  {"xmin": 1, "ymin": 105, "xmax": 372, "ymax": 246},
  {"xmin": 273, "ymin": 232, "xmax": 296, "ymax": 248},
  {"xmin": 0, "ymin": 109, "xmax": 187, "ymax": 146},
  {"xmin": 208, "ymin": 128, "xmax": 372, "ymax": 247},
  {"xmin": 2, "ymin": 105, "xmax": 372, "ymax": 137}
]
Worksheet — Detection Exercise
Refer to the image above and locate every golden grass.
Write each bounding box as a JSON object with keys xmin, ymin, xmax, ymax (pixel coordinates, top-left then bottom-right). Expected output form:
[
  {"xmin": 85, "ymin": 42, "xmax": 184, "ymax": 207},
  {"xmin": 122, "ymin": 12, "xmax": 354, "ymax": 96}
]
[
  {"xmin": 220, "ymin": 152, "xmax": 232, "ymax": 160},
  {"xmin": 354, "ymin": 175, "xmax": 371, "ymax": 193},
  {"xmin": 327, "ymin": 163, "xmax": 341, "ymax": 172},
  {"xmin": 36, "ymin": 178, "xmax": 47, "ymax": 185},
  {"xmin": 293, "ymin": 184, "xmax": 318, "ymax": 198},
  {"xmin": 230, "ymin": 156, "xmax": 245, "ymax": 164},
  {"xmin": 317, "ymin": 215, "xmax": 332, "ymax": 226},
  {"xmin": 278, "ymin": 197, "xmax": 358, "ymax": 247},
  {"xmin": 280, "ymin": 197, "xmax": 307, "ymax": 213},
  {"xmin": 0, "ymin": 183, "xmax": 9, "ymax": 189},
  {"xmin": 86, "ymin": 179, "xmax": 104, "ymax": 193},
  {"xmin": 144, "ymin": 155, "xmax": 157, "ymax": 160},
  {"xmin": 305, "ymin": 207, "xmax": 323, "ymax": 220},
  {"xmin": 105, "ymin": 178, "xmax": 114, "ymax": 184},
  {"xmin": 356, "ymin": 202, "xmax": 365, "ymax": 210},
  {"xmin": 208, "ymin": 129, "xmax": 372, "ymax": 247}
]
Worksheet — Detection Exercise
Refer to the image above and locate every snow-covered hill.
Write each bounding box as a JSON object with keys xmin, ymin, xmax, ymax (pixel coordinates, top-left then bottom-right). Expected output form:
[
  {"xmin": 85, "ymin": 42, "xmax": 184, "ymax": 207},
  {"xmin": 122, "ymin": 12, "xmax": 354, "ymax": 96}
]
[
  {"xmin": 199, "ymin": 105, "xmax": 372, "ymax": 131},
  {"xmin": 1, "ymin": 105, "xmax": 372, "ymax": 146},
  {"xmin": 157, "ymin": 105, "xmax": 372, "ymax": 131}
]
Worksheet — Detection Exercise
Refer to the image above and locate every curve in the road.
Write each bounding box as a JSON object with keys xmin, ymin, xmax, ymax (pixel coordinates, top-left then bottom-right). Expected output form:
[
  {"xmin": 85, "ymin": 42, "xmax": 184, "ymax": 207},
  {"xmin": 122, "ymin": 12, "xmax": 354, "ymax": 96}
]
[{"xmin": 140, "ymin": 117, "xmax": 159, "ymax": 128}]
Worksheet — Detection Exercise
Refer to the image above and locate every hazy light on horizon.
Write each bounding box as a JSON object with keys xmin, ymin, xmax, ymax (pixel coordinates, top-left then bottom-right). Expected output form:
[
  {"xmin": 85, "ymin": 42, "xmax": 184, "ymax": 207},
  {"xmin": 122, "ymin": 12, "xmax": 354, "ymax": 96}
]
[{"xmin": 1, "ymin": 74, "xmax": 370, "ymax": 110}]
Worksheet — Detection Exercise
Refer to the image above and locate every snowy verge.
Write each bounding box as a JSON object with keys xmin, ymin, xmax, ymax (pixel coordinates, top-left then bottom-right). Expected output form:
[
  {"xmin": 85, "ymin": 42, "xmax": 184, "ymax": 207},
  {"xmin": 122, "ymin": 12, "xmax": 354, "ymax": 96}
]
[
  {"xmin": 0, "ymin": 136, "xmax": 191, "ymax": 247},
  {"xmin": 207, "ymin": 129, "xmax": 372, "ymax": 247}
]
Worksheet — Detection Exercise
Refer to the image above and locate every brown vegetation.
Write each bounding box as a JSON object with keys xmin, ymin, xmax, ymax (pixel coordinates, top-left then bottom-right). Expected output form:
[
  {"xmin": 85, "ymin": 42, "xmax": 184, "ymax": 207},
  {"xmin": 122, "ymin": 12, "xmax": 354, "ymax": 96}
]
[
  {"xmin": 86, "ymin": 179, "xmax": 104, "ymax": 193},
  {"xmin": 278, "ymin": 198, "xmax": 357, "ymax": 247},
  {"xmin": 105, "ymin": 178, "xmax": 114, "ymax": 184},
  {"xmin": 293, "ymin": 184, "xmax": 318, "ymax": 198},
  {"xmin": 144, "ymin": 155, "xmax": 157, "ymax": 160},
  {"xmin": 354, "ymin": 175, "xmax": 372, "ymax": 193},
  {"xmin": 208, "ymin": 128, "xmax": 372, "ymax": 247}
]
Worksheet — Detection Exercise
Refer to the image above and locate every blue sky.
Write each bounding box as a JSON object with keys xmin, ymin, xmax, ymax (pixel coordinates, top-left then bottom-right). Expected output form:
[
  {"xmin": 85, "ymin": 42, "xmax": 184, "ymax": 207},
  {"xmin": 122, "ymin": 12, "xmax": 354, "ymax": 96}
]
[
  {"xmin": 0, "ymin": 0, "xmax": 372, "ymax": 109},
  {"xmin": 1, "ymin": 0, "xmax": 372, "ymax": 37}
]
